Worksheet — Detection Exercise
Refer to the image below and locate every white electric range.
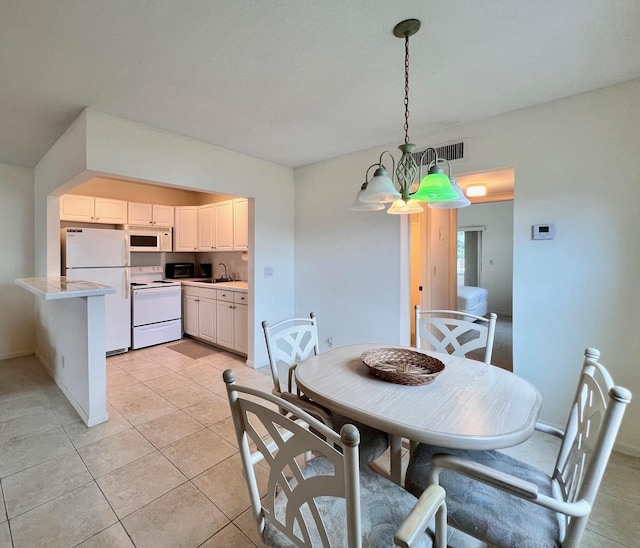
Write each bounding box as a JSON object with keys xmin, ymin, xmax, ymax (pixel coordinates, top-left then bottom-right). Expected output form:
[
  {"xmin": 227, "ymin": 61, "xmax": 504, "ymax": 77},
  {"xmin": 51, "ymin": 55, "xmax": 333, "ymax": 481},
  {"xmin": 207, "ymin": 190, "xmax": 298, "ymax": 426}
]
[{"xmin": 130, "ymin": 266, "xmax": 182, "ymax": 350}]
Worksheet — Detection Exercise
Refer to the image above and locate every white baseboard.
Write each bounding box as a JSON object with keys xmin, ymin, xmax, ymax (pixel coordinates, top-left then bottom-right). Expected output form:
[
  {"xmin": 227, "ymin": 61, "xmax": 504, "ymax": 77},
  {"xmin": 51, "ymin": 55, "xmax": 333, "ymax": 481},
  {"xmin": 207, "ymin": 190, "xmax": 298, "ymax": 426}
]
[
  {"xmin": 35, "ymin": 350, "xmax": 109, "ymax": 427},
  {"xmin": 0, "ymin": 349, "xmax": 35, "ymax": 361}
]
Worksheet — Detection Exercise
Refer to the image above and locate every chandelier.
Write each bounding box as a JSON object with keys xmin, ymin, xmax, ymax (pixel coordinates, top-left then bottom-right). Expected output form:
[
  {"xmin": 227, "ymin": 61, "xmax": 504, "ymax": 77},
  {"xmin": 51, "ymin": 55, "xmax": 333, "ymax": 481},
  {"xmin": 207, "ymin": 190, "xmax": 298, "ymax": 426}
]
[{"xmin": 350, "ymin": 19, "xmax": 469, "ymax": 214}]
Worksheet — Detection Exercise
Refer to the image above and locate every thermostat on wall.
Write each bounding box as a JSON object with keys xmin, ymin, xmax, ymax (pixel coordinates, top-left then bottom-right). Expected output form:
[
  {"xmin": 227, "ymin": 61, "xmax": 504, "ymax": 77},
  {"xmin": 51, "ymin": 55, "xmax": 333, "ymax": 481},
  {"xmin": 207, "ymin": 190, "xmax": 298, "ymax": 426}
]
[{"xmin": 532, "ymin": 224, "xmax": 556, "ymax": 240}]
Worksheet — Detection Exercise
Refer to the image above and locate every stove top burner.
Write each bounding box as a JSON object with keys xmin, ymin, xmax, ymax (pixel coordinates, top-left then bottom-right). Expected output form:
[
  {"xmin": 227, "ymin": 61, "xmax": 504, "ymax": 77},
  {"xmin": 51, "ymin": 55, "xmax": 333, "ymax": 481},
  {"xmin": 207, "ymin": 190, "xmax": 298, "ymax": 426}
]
[{"xmin": 129, "ymin": 266, "xmax": 182, "ymax": 289}]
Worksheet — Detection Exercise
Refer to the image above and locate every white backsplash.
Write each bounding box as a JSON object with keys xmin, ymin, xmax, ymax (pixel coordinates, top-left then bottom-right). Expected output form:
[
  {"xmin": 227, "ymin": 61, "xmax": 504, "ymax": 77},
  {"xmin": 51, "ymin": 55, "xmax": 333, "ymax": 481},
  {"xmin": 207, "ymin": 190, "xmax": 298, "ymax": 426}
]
[
  {"xmin": 138, "ymin": 250, "xmax": 248, "ymax": 281},
  {"xmin": 199, "ymin": 251, "xmax": 248, "ymax": 281}
]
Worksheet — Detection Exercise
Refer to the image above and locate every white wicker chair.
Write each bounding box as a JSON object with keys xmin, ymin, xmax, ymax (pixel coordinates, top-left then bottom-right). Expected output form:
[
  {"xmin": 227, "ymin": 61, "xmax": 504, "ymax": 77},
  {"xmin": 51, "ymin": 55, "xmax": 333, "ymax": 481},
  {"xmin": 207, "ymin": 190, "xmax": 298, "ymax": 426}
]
[
  {"xmin": 224, "ymin": 369, "xmax": 447, "ymax": 548},
  {"xmin": 405, "ymin": 348, "xmax": 632, "ymax": 548},
  {"xmin": 415, "ymin": 306, "xmax": 497, "ymax": 364},
  {"xmin": 262, "ymin": 313, "xmax": 389, "ymax": 466}
]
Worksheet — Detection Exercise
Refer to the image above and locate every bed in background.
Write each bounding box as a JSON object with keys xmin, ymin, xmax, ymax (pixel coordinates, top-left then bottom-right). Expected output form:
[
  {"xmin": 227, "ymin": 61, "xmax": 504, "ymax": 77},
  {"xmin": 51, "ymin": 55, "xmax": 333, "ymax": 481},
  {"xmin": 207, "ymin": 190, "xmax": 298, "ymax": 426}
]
[{"xmin": 457, "ymin": 285, "xmax": 488, "ymax": 319}]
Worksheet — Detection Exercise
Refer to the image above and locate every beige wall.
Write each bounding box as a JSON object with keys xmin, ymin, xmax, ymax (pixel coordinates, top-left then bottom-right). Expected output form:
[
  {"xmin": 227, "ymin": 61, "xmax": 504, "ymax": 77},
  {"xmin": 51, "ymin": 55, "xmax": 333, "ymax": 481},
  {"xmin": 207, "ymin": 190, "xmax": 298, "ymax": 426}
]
[
  {"xmin": 34, "ymin": 109, "xmax": 296, "ymax": 369},
  {"xmin": 10, "ymin": 79, "xmax": 640, "ymax": 454},
  {"xmin": 0, "ymin": 163, "xmax": 35, "ymax": 358},
  {"xmin": 295, "ymin": 78, "xmax": 640, "ymax": 455},
  {"xmin": 68, "ymin": 176, "xmax": 237, "ymax": 206}
]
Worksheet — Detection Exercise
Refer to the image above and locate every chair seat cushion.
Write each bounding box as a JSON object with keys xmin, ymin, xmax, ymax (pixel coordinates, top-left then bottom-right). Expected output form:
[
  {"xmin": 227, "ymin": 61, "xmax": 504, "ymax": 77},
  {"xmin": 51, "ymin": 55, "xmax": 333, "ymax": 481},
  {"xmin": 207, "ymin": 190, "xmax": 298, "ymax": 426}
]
[
  {"xmin": 264, "ymin": 456, "xmax": 433, "ymax": 547},
  {"xmin": 405, "ymin": 444, "xmax": 562, "ymax": 548},
  {"xmin": 330, "ymin": 413, "xmax": 389, "ymax": 466}
]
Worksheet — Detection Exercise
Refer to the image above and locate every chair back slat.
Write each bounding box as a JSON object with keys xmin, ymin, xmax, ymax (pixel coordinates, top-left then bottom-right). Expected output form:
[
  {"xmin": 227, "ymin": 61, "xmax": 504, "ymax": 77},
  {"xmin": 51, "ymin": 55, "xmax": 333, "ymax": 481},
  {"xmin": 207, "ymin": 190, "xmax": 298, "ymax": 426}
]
[
  {"xmin": 553, "ymin": 350, "xmax": 632, "ymax": 545},
  {"xmin": 224, "ymin": 371, "xmax": 362, "ymax": 547},
  {"xmin": 263, "ymin": 313, "xmax": 319, "ymax": 394},
  {"xmin": 415, "ymin": 306, "xmax": 497, "ymax": 364}
]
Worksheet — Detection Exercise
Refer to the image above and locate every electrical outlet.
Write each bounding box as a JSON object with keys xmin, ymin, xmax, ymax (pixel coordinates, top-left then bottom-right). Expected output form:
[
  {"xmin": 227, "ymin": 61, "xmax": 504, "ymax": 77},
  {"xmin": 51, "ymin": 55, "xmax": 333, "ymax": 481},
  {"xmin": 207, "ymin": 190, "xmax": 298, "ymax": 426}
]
[
  {"xmin": 327, "ymin": 337, "xmax": 333, "ymax": 348},
  {"xmin": 264, "ymin": 266, "xmax": 274, "ymax": 278}
]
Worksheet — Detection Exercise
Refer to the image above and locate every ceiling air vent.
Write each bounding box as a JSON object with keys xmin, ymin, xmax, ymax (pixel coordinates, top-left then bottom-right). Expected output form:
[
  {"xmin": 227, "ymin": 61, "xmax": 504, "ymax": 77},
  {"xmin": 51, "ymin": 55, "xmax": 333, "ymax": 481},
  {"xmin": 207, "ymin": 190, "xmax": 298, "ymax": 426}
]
[{"xmin": 411, "ymin": 141, "xmax": 465, "ymax": 164}]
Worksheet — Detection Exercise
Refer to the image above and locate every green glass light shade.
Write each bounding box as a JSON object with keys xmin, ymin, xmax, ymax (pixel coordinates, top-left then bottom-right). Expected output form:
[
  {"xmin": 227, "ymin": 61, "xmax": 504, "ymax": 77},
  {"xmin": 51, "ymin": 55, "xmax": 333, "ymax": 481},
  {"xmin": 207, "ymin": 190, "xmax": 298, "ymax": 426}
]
[{"xmin": 411, "ymin": 167, "xmax": 459, "ymax": 203}]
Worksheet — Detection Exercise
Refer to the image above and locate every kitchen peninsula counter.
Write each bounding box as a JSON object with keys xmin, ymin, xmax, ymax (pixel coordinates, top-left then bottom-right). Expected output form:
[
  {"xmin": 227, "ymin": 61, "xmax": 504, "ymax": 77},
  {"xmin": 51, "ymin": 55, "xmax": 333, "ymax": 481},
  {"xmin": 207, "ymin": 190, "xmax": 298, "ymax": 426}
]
[
  {"xmin": 15, "ymin": 276, "xmax": 114, "ymax": 428},
  {"xmin": 16, "ymin": 277, "xmax": 116, "ymax": 299}
]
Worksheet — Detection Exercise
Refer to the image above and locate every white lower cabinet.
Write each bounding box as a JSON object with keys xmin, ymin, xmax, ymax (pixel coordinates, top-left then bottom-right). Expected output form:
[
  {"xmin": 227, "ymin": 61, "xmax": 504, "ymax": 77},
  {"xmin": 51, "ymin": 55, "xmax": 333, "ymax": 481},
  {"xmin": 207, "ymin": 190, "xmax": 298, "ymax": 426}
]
[
  {"xmin": 234, "ymin": 302, "xmax": 248, "ymax": 354},
  {"xmin": 216, "ymin": 301, "xmax": 234, "ymax": 348},
  {"xmin": 182, "ymin": 287, "xmax": 216, "ymax": 343},
  {"xmin": 215, "ymin": 289, "xmax": 248, "ymax": 353},
  {"xmin": 183, "ymin": 293, "xmax": 199, "ymax": 337},
  {"xmin": 182, "ymin": 285, "xmax": 247, "ymax": 355},
  {"xmin": 198, "ymin": 297, "xmax": 217, "ymax": 343}
]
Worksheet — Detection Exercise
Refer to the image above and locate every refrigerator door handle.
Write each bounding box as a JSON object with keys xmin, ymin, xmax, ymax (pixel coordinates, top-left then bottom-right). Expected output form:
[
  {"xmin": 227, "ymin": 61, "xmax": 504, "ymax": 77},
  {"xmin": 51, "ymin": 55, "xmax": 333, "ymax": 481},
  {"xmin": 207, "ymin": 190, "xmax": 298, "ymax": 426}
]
[
  {"xmin": 123, "ymin": 233, "xmax": 130, "ymax": 267},
  {"xmin": 125, "ymin": 268, "xmax": 129, "ymax": 300}
]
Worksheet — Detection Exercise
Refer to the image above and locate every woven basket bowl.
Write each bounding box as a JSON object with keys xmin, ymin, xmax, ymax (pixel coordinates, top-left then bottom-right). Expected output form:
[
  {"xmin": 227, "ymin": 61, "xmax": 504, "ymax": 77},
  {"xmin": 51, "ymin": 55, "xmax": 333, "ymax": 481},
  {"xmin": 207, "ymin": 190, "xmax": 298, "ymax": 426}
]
[{"xmin": 360, "ymin": 348, "xmax": 445, "ymax": 386}]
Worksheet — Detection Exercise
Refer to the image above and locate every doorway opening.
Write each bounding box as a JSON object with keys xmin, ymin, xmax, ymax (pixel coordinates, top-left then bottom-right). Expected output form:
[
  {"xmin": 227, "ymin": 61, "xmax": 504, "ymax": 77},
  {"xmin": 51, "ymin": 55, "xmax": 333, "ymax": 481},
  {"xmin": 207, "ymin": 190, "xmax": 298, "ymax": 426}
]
[
  {"xmin": 410, "ymin": 166, "xmax": 514, "ymax": 370},
  {"xmin": 457, "ymin": 227, "xmax": 483, "ymax": 287}
]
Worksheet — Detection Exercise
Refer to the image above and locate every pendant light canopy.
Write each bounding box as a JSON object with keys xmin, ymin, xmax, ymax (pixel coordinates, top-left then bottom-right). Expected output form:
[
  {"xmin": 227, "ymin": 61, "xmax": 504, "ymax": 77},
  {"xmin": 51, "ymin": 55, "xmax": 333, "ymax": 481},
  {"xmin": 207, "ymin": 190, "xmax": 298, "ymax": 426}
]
[{"xmin": 351, "ymin": 19, "xmax": 460, "ymax": 214}]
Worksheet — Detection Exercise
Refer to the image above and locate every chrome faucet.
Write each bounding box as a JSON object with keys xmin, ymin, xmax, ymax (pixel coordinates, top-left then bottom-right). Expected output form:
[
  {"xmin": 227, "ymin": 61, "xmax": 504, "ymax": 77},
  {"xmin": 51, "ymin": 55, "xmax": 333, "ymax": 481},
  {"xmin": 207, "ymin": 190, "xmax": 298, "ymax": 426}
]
[{"xmin": 216, "ymin": 263, "xmax": 228, "ymax": 280}]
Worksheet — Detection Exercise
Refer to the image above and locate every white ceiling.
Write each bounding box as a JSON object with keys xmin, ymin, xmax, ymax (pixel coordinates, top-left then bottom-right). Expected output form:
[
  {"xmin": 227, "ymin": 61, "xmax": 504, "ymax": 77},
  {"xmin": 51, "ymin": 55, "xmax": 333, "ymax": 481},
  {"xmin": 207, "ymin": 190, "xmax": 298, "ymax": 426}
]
[{"xmin": 2, "ymin": 1, "xmax": 640, "ymax": 169}]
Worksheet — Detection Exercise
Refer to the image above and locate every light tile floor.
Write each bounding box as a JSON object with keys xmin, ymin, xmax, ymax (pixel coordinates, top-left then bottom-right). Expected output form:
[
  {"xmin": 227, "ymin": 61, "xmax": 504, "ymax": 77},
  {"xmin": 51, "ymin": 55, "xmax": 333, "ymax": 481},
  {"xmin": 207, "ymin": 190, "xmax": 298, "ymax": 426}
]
[{"xmin": 0, "ymin": 341, "xmax": 638, "ymax": 547}]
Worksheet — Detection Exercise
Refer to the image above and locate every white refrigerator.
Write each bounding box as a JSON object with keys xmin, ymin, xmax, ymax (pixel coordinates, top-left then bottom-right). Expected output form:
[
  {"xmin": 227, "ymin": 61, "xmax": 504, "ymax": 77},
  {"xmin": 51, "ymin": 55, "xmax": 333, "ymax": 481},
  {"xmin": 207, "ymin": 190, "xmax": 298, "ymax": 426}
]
[{"xmin": 61, "ymin": 227, "xmax": 131, "ymax": 354}]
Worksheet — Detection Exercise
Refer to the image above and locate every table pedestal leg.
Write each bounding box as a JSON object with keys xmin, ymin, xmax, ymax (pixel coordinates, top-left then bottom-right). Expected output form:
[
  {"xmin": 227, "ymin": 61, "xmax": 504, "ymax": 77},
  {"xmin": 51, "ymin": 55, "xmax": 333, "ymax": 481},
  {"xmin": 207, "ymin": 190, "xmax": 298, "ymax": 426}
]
[{"xmin": 390, "ymin": 435, "xmax": 402, "ymax": 485}]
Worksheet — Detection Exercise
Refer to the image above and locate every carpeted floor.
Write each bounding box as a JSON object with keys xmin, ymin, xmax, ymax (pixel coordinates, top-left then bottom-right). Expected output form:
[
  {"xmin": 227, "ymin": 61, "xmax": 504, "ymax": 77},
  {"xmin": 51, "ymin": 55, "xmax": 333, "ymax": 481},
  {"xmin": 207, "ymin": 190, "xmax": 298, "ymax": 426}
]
[{"xmin": 168, "ymin": 339, "xmax": 218, "ymax": 359}]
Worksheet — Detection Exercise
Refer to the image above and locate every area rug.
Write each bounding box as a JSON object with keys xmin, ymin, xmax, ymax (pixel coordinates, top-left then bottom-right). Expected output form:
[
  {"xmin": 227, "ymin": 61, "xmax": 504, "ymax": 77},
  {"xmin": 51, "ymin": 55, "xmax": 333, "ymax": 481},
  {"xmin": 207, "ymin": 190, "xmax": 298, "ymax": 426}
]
[{"xmin": 168, "ymin": 339, "xmax": 218, "ymax": 359}]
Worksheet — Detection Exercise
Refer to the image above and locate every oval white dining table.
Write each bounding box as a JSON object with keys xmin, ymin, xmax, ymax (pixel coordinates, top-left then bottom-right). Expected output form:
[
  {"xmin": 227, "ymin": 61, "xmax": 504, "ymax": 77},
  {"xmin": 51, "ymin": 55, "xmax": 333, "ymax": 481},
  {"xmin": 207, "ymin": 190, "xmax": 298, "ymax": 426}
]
[{"xmin": 295, "ymin": 344, "xmax": 542, "ymax": 484}]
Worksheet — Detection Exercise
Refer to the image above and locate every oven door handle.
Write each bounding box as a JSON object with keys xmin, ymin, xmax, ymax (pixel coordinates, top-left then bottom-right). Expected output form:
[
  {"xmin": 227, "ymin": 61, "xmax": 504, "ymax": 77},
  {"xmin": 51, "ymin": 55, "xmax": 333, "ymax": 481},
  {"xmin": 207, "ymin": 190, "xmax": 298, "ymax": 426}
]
[{"xmin": 133, "ymin": 287, "xmax": 181, "ymax": 296}]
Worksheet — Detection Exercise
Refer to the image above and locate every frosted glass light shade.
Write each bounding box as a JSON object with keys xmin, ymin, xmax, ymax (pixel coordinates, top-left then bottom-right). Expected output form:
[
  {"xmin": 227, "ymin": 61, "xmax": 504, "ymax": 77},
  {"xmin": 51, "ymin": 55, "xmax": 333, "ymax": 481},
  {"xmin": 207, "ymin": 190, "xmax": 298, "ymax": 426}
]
[
  {"xmin": 387, "ymin": 199, "xmax": 423, "ymax": 215},
  {"xmin": 428, "ymin": 178, "xmax": 471, "ymax": 209},
  {"xmin": 359, "ymin": 167, "xmax": 401, "ymax": 203},
  {"xmin": 350, "ymin": 188, "xmax": 385, "ymax": 211},
  {"xmin": 412, "ymin": 171, "xmax": 458, "ymax": 202}
]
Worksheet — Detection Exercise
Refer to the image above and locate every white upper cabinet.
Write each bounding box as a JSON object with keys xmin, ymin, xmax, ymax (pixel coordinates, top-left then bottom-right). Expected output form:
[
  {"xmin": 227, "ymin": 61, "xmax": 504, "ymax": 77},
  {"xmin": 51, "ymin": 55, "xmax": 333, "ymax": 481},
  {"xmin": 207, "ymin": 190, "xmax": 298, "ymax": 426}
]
[
  {"xmin": 94, "ymin": 198, "xmax": 128, "ymax": 224},
  {"xmin": 214, "ymin": 201, "xmax": 234, "ymax": 251},
  {"xmin": 233, "ymin": 198, "xmax": 248, "ymax": 250},
  {"xmin": 152, "ymin": 204, "xmax": 174, "ymax": 227},
  {"xmin": 198, "ymin": 203, "xmax": 215, "ymax": 251},
  {"xmin": 60, "ymin": 195, "xmax": 94, "ymax": 222},
  {"xmin": 60, "ymin": 195, "xmax": 127, "ymax": 224},
  {"xmin": 60, "ymin": 194, "xmax": 246, "ymax": 251},
  {"xmin": 174, "ymin": 206, "xmax": 198, "ymax": 251},
  {"xmin": 128, "ymin": 202, "xmax": 174, "ymax": 227}
]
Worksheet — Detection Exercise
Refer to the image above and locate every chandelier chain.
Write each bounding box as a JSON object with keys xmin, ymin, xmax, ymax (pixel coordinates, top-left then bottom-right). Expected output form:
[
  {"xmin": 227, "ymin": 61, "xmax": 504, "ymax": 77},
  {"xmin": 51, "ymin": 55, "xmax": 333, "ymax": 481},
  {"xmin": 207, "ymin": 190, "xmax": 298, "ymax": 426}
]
[{"xmin": 403, "ymin": 34, "xmax": 410, "ymax": 145}]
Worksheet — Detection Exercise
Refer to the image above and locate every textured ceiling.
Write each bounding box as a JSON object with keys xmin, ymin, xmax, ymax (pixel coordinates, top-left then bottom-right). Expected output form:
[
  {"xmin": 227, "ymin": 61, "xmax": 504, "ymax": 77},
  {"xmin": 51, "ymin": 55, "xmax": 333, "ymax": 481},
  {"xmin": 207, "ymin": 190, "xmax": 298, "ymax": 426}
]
[{"xmin": 1, "ymin": 1, "xmax": 640, "ymax": 169}]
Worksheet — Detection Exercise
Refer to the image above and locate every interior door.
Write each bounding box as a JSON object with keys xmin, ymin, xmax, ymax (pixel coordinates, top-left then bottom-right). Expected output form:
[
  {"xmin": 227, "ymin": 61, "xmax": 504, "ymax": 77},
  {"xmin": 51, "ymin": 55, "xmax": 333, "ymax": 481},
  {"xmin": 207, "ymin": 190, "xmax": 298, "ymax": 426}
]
[{"xmin": 417, "ymin": 208, "xmax": 457, "ymax": 312}]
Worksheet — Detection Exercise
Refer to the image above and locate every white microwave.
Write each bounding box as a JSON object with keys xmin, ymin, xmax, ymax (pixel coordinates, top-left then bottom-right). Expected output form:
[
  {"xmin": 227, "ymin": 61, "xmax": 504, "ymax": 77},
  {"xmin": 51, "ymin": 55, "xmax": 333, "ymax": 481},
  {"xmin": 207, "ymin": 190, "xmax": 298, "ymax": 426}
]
[{"xmin": 124, "ymin": 225, "xmax": 172, "ymax": 252}]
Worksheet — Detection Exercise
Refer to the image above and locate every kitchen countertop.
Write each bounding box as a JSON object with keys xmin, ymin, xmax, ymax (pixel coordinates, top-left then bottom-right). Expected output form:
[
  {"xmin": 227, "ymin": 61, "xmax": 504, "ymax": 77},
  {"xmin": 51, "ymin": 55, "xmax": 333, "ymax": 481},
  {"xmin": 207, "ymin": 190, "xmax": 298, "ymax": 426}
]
[
  {"xmin": 15, "ymin": 277, "xmax": 117, "ymax": 300},
  {"xmin": 180, "ymin": 279, "xmax": 248, "ymax": 291}
]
